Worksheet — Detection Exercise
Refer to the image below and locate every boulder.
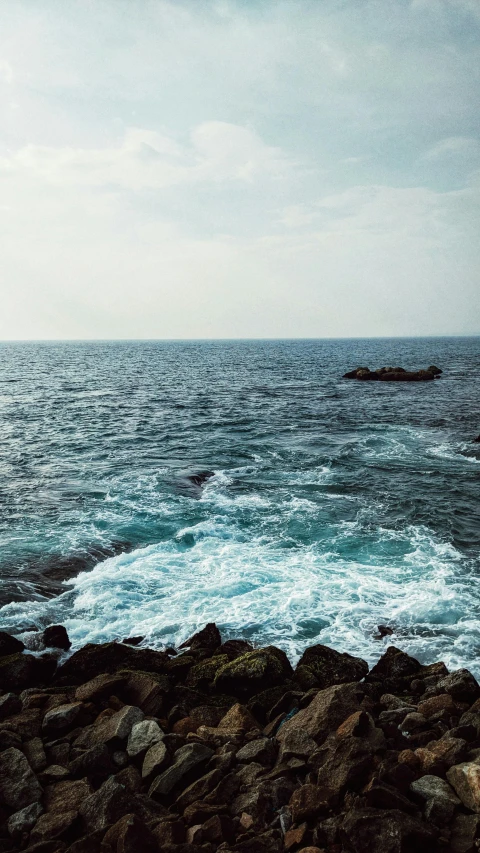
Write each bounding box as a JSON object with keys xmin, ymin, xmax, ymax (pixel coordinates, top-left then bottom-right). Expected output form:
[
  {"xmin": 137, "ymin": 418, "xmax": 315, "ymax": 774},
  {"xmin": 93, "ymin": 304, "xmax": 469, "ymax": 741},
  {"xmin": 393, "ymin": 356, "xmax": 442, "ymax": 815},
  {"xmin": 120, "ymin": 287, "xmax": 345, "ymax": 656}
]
[
  {"xmin": 214, "ymin": 647, "xmax": 293, "ymax": 698},
  {"xmin": 102, "ymin": 813, "xmax": 157, "ymax": 853},
  {"xmin": 141, "ymin": 740, "xmax": 168, "ymax": 779},
  {"xmin": 288, "ymin": 784, "xmax": 330, "ymax": 822},
  {"xmin": 79, "ymin": 776, "xmax": 133, "ymax": 832},
  {"xmin": 449, "ymin": 813, "xmax": 480, "ymax": 853},
  {"xmin": 0, "ymin": 691, "xmax": 22, "ymax": 719},
  {"xmin": 294, "ymin": 644, "xmax": 368, "ymax": 690},
  {"xmin": 340, "ymin": 807, "xmax": 438, "ymax": 852},
  {"xmin": 43, "ymin": 702, "xmax": 84, "ymax": 733},
  {"xmin": 43, "ymin": 780, "xmax": 94, "ymax": 814},
  {"xmin": 69, "ymin": 744, "xmax": 114, "ymax": 779},
  {"xmin": 148, "ymin": 742, "xmax": 214, "ymax": 799},
  {"xmin": 276, "ymin": 682, "xmax": 364, "ymax": 744},
  {"xmin": 367, "ymin": 646, "xmax": 422, "ymax": 685},
  {"xmin": 436, "ymin": 669, "xmax": 480, "ymax": 704},
  {"xmin": 0, "ymin": 747, "xmax": 43, "ymax": 810},
  {"xmin": 0, "ymin": 631, "xmax": 25, "ymax": 656},
  {"xmin": 0, "ymin": 652, "xmax": 56, "ymax": 690},
  {"xmin": 120, "ymin": 670, "xmax": 169, "ymax": 716},
  {"xmin": 447, "ymin": 762, "xmax": 480, "ymax": 812},
  {"xmin": 180, "ymin": 622, "xmax": 222, "ymax": 651},
  {"xmin": 74, "ymin": 673, "xmax": 126, "ymax": 703},
  {"xmin": 126, "ymin": 719, "xmax": 164, "ymax": 758},
  {"xmin": 43, "ymin": 626, "xmax": 71, "ymax": 651},
  {"xmin": 90, "ymin": 704, "xmax": 144, "ymax": 746},
  {"xmin": 7, "ymin": 802, "xmax": 43, "ymax": 839},
  {"xmin": 410, "ymin": 774, "xmax": 460, "ymax": 806},
  {"xmin": 29, "ymin": 810, "xmax": 79, "ymax": 844},
  {"xmin": 55, "ymin": 642, "xmax": 168, "ymax": 683},
  {"xmin": 236, "ymin": 738, "xmax": 277, "ymax": 767}
]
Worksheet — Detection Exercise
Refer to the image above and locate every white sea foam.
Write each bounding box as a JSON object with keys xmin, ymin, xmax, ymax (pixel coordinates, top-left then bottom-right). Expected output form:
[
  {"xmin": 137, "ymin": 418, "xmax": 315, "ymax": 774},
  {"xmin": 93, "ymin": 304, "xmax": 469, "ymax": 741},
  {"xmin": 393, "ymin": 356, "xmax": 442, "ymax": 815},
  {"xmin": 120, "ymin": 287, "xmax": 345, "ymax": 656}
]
[{"xmin": 3, "ymin": 517, "xmax": 480, "ymax": 676}]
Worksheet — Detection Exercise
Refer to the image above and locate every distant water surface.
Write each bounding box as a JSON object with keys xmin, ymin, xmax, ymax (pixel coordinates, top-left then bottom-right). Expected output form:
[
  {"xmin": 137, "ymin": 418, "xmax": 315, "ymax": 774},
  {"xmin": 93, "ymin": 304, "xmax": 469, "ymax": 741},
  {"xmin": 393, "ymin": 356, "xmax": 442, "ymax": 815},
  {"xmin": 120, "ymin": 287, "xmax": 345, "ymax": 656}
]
[{"xmin": 0, "ymin": 338, "xmax": 479, "ymax": 672}]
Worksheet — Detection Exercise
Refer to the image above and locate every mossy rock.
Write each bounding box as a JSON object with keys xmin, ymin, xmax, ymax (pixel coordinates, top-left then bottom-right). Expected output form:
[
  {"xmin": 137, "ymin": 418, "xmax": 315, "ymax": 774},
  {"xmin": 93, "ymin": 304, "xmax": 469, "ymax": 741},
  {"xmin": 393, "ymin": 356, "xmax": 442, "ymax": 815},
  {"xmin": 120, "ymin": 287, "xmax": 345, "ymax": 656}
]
[
  {"xmin": 0, "ymin": 652, "xmax": 56, "ymax": 690},
  {"xmin": 294, "ymin": 644, "xmax": 368, "ymax": 691},
  {"xmin": 213, "ymin": 646, "xmax": 294, "ymax": 699},
  {"xmin": 186, "ymin": 654, "xmax": 230, "ymax": 689},
  {"xmin": 55, "ymin": 642, "xmax": 169, "ymax": 684}
]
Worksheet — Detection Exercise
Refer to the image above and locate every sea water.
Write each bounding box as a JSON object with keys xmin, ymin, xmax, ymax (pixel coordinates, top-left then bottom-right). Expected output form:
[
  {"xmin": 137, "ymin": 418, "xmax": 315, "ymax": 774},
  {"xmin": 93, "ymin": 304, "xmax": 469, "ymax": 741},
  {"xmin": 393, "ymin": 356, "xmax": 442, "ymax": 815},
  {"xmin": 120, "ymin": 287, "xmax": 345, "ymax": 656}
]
[{"xmin": 0, "ymin": 338, "xmax": 479, "ymax": 672}]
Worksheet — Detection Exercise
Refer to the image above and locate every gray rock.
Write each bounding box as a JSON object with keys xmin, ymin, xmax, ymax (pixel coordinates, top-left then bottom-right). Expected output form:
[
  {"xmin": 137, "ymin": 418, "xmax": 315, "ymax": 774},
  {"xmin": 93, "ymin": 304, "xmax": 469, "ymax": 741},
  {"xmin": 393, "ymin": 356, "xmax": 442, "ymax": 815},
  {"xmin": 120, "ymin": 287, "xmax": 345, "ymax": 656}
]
[
  {"xmin": 278, "ymin": 727, "xmax": 317, "ymax": 762},
  {"xmin": 236, "ymin": 738, "xmax": 277, "ymax": 766},
  {"xmin": 449, "ymin": 813, "xmax": 480, "ymax": 853},
  {"xmin": 92, "ymin": 704, "xmax": 144, "ymax": 745},
  {"xmin": 424, "ymin": 796, "xmax": 456, "ymax": 827},
  {"xmin": 410, "ymin": 774, "xmax": 460, "ymax": 804},
  {"xmin": 400, "ymin": 712, "xmax": 427, "ymax": 733},
  {"xmin": 23, "ymin": 738, "xmax": 47, "ymax": 773},
  {"xmin": 0, "ymin": 747, "xmax": 43, "ymax": 810},
  {"xmin": 79, "ymin": 776, "xmax": 132, "ymax": 832},
  {"xmin": 7, "ymin": 802, "xmax": 43, "ymax": 838},
  {"xmin": 142, "ymin": 740, "xmax": 168, "ymax": 779},
  {"xmin": 148, "ymin": 742, "xmax": 214, "ymax": 798},
  {"xmin": 42, "ymin": 702, "xmax": 84, "ymax": 733},
  {"xmin": 437, "ymin": 670, "xmax": 480, "ymax": 703},
  {"xmin": 127, "ymin": 719, "xmax": 164, "ymax": 758}
]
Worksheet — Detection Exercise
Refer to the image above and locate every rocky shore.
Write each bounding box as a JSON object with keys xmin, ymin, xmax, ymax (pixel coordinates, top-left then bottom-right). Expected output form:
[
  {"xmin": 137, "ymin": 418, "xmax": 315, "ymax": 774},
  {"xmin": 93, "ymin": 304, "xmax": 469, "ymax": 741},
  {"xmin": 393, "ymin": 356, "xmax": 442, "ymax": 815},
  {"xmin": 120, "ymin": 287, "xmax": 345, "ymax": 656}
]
[{"xmin": 1, "ymin": 625, "xmax": 480, "ymax": 853}]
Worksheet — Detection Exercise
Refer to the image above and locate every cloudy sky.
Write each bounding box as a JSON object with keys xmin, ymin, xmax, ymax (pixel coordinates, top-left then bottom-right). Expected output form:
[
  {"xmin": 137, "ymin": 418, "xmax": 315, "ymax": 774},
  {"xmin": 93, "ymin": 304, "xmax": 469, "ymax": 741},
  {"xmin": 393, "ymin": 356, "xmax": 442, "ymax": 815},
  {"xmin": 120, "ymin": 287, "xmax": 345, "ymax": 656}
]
[{"xmin": 1, "ymin": 0, "xmax": 479, "ymax": 339}]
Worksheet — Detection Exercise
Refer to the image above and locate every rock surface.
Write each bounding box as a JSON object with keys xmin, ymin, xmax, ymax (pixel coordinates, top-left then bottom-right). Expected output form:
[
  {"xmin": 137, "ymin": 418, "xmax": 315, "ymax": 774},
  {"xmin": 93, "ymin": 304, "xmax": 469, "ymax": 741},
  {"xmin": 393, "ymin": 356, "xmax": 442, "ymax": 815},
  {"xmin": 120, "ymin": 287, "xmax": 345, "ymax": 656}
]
[
  {"xmin": 0, "ymin": 629, "xmax": 479, "ymax": 852},
  {"xmin": 343, "ymin": 365, "xmax": 442, "ymax": 381}
]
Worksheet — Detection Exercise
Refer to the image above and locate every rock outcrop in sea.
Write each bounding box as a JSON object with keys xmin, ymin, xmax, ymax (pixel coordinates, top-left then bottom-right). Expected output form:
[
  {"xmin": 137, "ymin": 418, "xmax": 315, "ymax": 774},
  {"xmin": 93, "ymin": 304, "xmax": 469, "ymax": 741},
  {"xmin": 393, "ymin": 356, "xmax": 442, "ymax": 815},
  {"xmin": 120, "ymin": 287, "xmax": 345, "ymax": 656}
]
[
  {"xmin": 1, "ymin": 624, "xmax": 480, "ymax": 852},
  {"xmin": 343, "ymin": 366, "xmax": 443, "ymax": 381}
]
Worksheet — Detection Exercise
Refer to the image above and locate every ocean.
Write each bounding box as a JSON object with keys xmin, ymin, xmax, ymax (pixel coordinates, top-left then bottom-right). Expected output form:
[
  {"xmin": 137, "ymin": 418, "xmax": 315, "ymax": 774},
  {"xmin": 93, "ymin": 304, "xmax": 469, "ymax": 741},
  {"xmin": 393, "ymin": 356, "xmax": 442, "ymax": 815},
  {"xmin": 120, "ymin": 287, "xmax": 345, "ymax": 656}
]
[{"xmin": 0, "ymin": 338, "xmax": 479, "ymax": 673}]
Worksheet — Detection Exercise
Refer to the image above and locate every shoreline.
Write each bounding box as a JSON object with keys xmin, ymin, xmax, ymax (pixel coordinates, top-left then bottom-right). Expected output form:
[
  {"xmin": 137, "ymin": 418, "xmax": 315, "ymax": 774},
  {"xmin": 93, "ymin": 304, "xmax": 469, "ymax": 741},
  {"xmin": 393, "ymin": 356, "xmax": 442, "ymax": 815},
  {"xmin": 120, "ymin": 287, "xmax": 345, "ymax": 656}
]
[{"xmin": 1, "ymin": 624, "xmax": 480, "ymax": 852}]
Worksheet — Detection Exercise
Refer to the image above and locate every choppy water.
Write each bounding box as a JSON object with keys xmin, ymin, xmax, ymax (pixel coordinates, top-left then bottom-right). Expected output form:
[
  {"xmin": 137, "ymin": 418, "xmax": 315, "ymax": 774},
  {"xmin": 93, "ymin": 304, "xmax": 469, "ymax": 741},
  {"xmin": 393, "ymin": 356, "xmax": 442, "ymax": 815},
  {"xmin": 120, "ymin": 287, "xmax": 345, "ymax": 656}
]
[{"xmin": 0, "ymin": 338, "xmax": 479, "ymax": 672}]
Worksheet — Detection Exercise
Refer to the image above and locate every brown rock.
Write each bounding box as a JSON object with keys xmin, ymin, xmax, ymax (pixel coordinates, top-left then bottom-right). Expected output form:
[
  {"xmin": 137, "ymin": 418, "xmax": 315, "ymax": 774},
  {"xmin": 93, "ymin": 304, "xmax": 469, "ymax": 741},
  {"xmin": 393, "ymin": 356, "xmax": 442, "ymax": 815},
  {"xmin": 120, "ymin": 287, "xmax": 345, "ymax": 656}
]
[
  {"xmin": 284, "ymin": 824, "xmax": 308, "ymax": 851},
  {"xmin": 79, "ymin": 776, "xmax": 132, "ymax": 832},
  {"xmin": 218, "ymin": 702, "xmax": 259, "ymax": 731},
  {"xmin": 115, "ymin": 765, "xmax": 142, "ymax": 793},
  {"xmin": 43, "ymin": 702, "xmax": 84, "ymax": 733},
  {"xmin": 289, "ymin": 784, "xmax": 330, "ymax": 823},
  {"xmin": 447, "ymin": 762, "xmax": 480, "ymax": 812},
  {"xmin": 418, "ymin": 693, "xmax": 458, "ymax": 718},
  {"xmin": 44, "ymin": 779, "xmax": 93, "ymax": 813},
  {"xmin": 294, "ymin": 644, "xmax": 368, "ymax": 691},
  {"xmin": 74, "ymin": 673, "xmax": 126, "ymax": 703},
  {"xmin": 202, "ymin": 813, "xmax": 235, "ymax": 844},
  {"xmin": 449, "ymin": 813, "xmax": 480, "ymax": 853},
  {"xmin": 30, "ymin": 810, "xmax": 78, "ymax": 844},
  {"xmin": 276, "ymin": 682, "xmax": 364, "ymax": 744},
  {"xmin": 0, "ymin": 747, "xmax": 43, "ymax": 810},
  {"xmin": 175, "ymin": 769, "xmax": 222, "ymax": 811},
  {"xmin": 120, "ymin": 670, "xmax": 169, "ymax": 716},
  {"xmin": 102, "ymin": 813, "xmax": 156, "ymax": 853},
  {"xmin": 341, "ymin": 807, "xmax": 438, "ymax": 852},
  {"xmin": 397, "ymin": 749, "xmax": 421, "ymax": 771},
  {"xmin": 152, "ymin": 818, "xmax": 186, "ymax": 845},
  {"xmin": 180, "ymin": 622, "xmax": 222, "ymax": 651}
]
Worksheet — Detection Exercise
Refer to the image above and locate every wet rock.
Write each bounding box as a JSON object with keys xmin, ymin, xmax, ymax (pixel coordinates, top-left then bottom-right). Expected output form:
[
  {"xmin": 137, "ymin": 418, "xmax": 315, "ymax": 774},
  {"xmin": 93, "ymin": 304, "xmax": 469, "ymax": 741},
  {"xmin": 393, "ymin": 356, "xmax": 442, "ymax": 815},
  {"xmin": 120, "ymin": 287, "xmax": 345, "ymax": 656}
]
[
  {"xmin": 43, "ymin": 626, "xmax": 71, "ymax": 652},
  {"xmin": 79, "ymin": 776, "xmax": 132, "ymax": 832},
  {"xmin": 7, "ymin": 802, "xmax": 43, "ymax": 839},
  {"xmin": 126, "ymin": 719, "xmax": 164, "ymax": 758},
  {"xmin": 340, "ymin": 807, "xmax": 438, "ymax": 852},
  {"xmin": 276, "ymin": 682, "xmax": 364, "ymax": 744},
  {"xmin": 141, "ymin": 739, "xmax": 168, "ymax": 779},
  {"xmin": 148, "ymin": 742, "xmax": 214, "ymax": 798},
  {"xmin": 186, "ymin": 654, "xmax": 230, "ymax": 689},
  {"xmin": 0, "ymin": 631, "xmax": 25, "ymax": 656},
  {"xmin": 0, "ymin": 747, "xmax": 43, "ymax": 810},
  {"xmin": 218, "ymin": 639, "xmax": 254, "ymax": 660},
  {"xmin": 121, "ymin": 636, "xmax": 144, "ymax": 646},
  {"xmin": 447, "ymin": 762, "xmax": 480, "ymax": 811},
  {"xmin": 294, "ymin": 644, "xmax": 368, "ymax": 691},
  {"xmin": 214, "ymin": 647, "xmax": 293, "ymax": 698},
  {"xmin": 180, "ymin": 623, "xmax": 222, "ymax": 651}
]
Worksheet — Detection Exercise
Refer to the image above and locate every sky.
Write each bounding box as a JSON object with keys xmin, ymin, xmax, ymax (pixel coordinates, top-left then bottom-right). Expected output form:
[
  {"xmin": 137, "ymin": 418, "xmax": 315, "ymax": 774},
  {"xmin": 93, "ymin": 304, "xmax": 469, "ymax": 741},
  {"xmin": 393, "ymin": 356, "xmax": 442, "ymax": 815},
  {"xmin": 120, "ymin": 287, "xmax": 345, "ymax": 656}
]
[{"xmin": 1, "ymin": 0, "xmax": 479, "ymax": 339}]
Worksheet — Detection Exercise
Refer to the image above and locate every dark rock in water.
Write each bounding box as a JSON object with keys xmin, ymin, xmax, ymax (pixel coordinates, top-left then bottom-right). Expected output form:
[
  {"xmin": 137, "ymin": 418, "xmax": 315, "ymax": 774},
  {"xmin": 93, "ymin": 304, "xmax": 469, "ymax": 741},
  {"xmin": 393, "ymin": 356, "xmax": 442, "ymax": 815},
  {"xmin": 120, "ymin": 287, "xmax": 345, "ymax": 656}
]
[
  {"xmin": 180, "ymin": 622, "xmax": 221, "ymax": 651},
  {"xmin": 218, "ymin": 639, "xmax": 254, "ymax": 660},
  {"xmin": 43, "ymin": 625, "xmax": 71, "ymax": 651},
  {"xmin": 343, "ymin": 365, "xmax": 441, "ymax": 382},
  {"xmin": 213, "ymin": 647, "xmax": 294, "ymax": 698},
  {"xmin": 121, "ymin": 636, "xmax": 144, "ymax": 646},
  {"xmin": 474, "ymin": 435, "xmax": 480, "ymax": 443},
  {"xmin": 186, "ymin": 470, "xmax": 215, "ymax": 487},
  {"xmin": 294, "ymin": 644, "xmax": 368, "ymax": 690},
  {"xmin": 0, "ymin": 631, "xmax": 25, "ymax": 656},
  {"xmin": 377, "ymin": 625, "xmax": 394, "ymax": 638}
]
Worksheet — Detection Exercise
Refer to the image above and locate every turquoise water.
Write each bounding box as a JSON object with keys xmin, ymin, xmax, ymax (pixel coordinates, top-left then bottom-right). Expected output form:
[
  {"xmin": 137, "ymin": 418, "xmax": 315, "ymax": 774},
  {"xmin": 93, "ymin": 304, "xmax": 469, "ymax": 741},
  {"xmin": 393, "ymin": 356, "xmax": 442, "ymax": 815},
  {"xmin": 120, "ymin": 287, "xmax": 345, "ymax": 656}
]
[{"xmin": 0, "ymin": 338, "xmax": 479, "ymax": 671}]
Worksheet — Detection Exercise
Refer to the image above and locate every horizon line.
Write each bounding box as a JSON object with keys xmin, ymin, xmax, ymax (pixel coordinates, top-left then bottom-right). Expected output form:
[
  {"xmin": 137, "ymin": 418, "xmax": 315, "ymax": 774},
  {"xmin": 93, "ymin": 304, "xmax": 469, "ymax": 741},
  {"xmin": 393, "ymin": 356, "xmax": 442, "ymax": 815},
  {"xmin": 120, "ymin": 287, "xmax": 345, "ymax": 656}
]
[{"xmin": 0, "ymin": 333, "xmax": 479, "ymax": 344}]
